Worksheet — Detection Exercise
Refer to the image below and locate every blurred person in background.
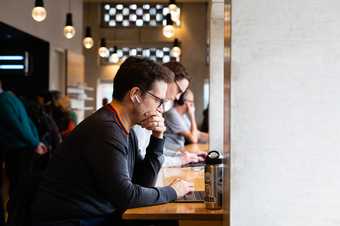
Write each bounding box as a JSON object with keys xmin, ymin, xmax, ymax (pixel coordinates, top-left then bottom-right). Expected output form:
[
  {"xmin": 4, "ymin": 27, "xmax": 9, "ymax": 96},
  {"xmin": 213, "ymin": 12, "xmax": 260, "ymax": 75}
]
[
  {"xmin": 21, "ymin": 94, "xmax": 62, "ymax": 159},
  {"xmin": 200, "ymin": 104, "xmax": 209, "ymax": 133},
  {"xmin": 164, "ymin": 89, "xmax": 209, "ymax": 151},
  {"xmin": 0, "ymin": 80, "xmax": 48, "ymax": 224},
  {"xmin": 44, "ymin": 91, "xmax": 76, "ymax": 139},
  {"xmin": 102, "ymin": 97, "xmax": 109, "ymax": 106}
]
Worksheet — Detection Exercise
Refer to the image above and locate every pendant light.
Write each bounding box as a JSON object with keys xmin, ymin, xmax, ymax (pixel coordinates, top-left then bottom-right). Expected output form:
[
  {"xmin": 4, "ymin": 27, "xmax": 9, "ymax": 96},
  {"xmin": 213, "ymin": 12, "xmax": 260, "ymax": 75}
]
[
  {"xmin": 98, "ymin": 38, "xmax": 109, "ymax": 58},
  {"xmin": 163, "ymin": 14, "xmax": 175, "ymax": 38},
  {"xmin": 64, "ymin": 0, "xmax": 76, "ymax": 39},
  {"xmin": 83, "ymin": 26, "xmax": 94, "ymax": 49},
  {"xmin": 109, "ymin": 46, "xmax": 120, "ymax": 64},
  {"xmin": 32, "ymin": 0, "xmax": 47, "ymax": 22},
  {"xmin": 168, "ymin": 0, "xmax": 180, "ymax": 22},
  {"xmin": 170, "ymin": 38, "xmax": 181, "ymax": 58}
]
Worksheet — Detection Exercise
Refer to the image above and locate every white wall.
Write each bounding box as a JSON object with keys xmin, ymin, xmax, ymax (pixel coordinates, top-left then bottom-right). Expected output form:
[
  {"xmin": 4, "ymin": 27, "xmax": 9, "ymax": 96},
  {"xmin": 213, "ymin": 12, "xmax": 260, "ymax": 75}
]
[
  {"xmin": 209, "ymin": 0, "xmax": 224, "ymax": 153},
  {"xmin": 231, "ymin": 1, "xmax": 340, "ymax": 226}
]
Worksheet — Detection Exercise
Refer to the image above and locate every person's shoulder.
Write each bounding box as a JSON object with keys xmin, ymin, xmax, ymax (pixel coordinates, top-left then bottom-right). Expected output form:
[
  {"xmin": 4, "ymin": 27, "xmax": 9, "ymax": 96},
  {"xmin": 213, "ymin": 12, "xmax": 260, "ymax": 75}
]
[
  {"xmin": 74, "ymin": 107, "xmax": 129, "ymax": 149},
  {"xmin": 0, "ymin": 91, "xmax": 16, "ymax": 101},
  {"xmin": 97, "ymin": 107, "xmax": 129, "ymax": 142},
  {"xmin": 0, "ymin": 91, "xmax": 25, "ymax": 109},
  {"xmin": 165, "ymin": 108, "xmax": 182, "ymax": 121},
  {"xmin": 164, "ymin": 107, "xmax": 178, "ymax": 117}
]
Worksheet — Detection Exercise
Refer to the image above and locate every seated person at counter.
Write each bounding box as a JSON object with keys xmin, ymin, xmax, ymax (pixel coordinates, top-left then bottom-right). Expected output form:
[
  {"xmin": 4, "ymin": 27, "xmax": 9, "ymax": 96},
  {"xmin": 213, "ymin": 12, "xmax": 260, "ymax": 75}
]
[
  {"xmin": 164, "ymin": 89, "xmax": 209, "ymax": 151},
  {"xmin": 133, "ymin": 62, "xmax": 205, "ymax": 167},
  {"xmin": 31, "ymin": 57, "xmax": 194, "ymax": 226}
]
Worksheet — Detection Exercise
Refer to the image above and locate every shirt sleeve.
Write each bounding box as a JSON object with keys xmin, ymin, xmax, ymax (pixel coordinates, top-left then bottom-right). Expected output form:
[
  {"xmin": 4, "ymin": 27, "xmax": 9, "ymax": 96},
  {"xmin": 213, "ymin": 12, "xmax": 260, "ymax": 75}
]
[
  {"xmin": 164, "ymin": 109, "xmax": 188, "ymax": 134},
  {"xmin": 133, "ymin": 135, "xmax": 165, "ymax": 187},
  {"xmin": 86, "ymin": 123, "xmax": 177, "ymax": 211},
  {"xmin": 0, "ymin": 94, "xmax": 39, "ymax": 150}
]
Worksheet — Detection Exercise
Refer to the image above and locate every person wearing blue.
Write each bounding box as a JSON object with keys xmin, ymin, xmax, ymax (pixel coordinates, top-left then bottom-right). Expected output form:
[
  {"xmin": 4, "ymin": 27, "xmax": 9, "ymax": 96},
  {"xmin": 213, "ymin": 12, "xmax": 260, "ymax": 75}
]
[{"xmin": 0, "ymin": 80, "xmax": 47, "ymax": 224}]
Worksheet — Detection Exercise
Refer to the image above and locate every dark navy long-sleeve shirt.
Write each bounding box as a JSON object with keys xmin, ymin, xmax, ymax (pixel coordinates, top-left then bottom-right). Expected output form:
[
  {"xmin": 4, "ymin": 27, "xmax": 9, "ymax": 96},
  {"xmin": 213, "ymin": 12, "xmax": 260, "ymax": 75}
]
[{"xmin": 31, "ymin": 105, "xmax": 177, "ymax": 223}]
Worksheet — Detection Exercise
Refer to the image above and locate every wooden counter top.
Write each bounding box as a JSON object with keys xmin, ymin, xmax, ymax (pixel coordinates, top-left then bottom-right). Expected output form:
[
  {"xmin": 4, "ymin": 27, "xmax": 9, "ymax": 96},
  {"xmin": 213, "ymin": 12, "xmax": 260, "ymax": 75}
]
[
  {"xmin": 123, "ymin": 203, "xmax": 225, "ymax": 220},
  {"xmin": 123, "ymin": 143, "xmax": 226, "ymax": 223},
  {"xmin": 178, "ymin": 143, "xmax": 209, "ymax": 153}
]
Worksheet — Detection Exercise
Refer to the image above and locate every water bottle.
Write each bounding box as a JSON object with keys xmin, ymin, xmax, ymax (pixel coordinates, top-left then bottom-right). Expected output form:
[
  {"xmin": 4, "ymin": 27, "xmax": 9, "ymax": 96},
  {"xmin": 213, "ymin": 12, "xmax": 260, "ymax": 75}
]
[{"xmin": 204, "ymin": 150, "xmax": 224, "ymax": 209}]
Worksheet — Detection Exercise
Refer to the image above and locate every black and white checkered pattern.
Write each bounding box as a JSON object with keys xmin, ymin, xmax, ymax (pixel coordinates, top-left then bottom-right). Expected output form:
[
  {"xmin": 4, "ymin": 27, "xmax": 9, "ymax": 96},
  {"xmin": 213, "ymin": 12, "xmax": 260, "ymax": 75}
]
[
  {"xmin": 102, "ymin": 47, "xmax": 179, "ymax": 64},
  {"xmin": 102, "ymin": 3, "xmax": 178, "ymax": 27}
]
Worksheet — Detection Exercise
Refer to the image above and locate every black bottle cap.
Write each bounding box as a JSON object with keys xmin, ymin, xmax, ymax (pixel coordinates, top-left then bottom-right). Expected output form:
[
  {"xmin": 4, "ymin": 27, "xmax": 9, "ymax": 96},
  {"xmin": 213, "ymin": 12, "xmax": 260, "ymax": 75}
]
[{"xmin": 206, "ymin": 150, "xmax": 223, "ymax": 165}]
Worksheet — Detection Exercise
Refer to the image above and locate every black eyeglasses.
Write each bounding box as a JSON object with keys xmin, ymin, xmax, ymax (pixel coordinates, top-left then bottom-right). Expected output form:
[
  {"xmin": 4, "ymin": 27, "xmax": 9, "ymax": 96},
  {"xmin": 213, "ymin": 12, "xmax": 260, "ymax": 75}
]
[
  {"xmin": 175, "ymin": 80, "xmax": 187, "ymax": 95},
  {"xmin": 143, "ymin": 90, "xmax": 167, "ymax": 110}
]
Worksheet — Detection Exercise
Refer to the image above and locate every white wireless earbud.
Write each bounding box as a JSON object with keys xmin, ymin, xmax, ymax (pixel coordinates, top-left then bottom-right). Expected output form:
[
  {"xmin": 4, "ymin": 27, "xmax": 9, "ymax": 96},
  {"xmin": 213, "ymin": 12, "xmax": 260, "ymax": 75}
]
[{"xmin": 134, "ymin": 95, "xmax": 141, "ymax": 104}]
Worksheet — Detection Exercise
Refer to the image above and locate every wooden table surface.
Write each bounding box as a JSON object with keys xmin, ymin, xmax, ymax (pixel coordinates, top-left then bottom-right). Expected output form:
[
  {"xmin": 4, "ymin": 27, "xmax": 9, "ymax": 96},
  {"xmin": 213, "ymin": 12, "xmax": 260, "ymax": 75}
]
[
  {"xmin": 177, "ymin": 143, "xmax": 209, "ymax": 153},
  {"xmin": 123, "ymin": 203, "xmax": 224, "ymax": 221},
  {"xmin": 156, "ymin": 166, "xmax": 205, "ymax": 191},
  {"xmin": 122, "ymin": 144, "xmax": 225, "ymax": 223}
]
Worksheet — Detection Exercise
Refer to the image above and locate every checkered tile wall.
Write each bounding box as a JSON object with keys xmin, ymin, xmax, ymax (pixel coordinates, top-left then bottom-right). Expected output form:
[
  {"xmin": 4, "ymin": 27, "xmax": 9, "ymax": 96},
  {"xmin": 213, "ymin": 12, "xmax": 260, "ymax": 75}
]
[
  {"xmin": 102, "ymin": 3, "xmax": 180, "ymax": 27},
  {"xmin": 101, "ymin": 47, "xmax": 180, "ymax": 64}
]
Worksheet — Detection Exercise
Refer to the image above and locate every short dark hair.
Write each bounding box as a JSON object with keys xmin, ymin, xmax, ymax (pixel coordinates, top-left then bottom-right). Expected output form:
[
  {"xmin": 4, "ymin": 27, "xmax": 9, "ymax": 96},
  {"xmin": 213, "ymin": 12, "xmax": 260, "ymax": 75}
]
[
  {"xmin": 163, "ymin": 62, "xmax": 191, "ymax": 82},
  {"xmin": 113, "ymin": 57, "xmax": 174, "ymax": 101}
]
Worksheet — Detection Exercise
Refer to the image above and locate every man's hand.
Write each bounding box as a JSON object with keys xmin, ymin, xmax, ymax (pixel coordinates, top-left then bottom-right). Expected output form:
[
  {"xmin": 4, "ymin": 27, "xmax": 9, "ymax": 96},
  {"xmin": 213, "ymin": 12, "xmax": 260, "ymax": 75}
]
[
  {"xmin": 180, "ymin": 151, "xmax": 206, "ymax": 165},
  {"xmin": 170, "ymin": 178, "xmax": 194, "ymax": 198},
  {"xmin": 35, "ymin": 142, "xmax": 48, "ymax": 155},
  {"xmin": 140, "ymin": 111, "xmax": 166, "ymax": 139}
]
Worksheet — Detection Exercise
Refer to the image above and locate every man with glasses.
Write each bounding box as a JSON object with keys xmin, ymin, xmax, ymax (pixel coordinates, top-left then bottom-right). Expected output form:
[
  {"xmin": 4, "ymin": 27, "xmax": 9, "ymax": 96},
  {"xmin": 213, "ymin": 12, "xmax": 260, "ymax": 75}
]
[
  {"xmin": 31, "ymin": 57, "xmax": 194, "ymax": 226},
  {"xmin": 133, "ymin": 61, "xmax": 206, "ymax": 167}
]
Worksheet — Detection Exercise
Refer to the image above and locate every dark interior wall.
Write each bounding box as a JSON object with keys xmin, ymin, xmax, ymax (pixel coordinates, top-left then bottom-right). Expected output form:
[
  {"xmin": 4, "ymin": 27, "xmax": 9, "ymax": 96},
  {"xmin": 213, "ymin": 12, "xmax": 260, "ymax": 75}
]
[{"xmin": 0, "ymin": 22, "xmax": 50, "ymax": 96}]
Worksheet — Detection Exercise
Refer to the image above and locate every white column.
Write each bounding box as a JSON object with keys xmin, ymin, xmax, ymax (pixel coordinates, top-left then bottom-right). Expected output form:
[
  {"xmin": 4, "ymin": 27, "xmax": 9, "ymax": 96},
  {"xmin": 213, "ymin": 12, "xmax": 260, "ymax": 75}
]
[
  {"xmin": 209, "ymin": 0, "xmax": 224, "ymax": 153},
  {"xmin": 232, "ymin": 0, "xmax": 340, "ymax": 225}
]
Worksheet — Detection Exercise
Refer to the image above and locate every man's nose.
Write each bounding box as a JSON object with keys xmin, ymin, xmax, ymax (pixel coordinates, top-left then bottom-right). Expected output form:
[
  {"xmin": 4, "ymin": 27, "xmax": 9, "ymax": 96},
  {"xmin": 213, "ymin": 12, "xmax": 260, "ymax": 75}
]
[{"xmin": 157, "ymin": 105, "xmax": 164, "ymax": 113}]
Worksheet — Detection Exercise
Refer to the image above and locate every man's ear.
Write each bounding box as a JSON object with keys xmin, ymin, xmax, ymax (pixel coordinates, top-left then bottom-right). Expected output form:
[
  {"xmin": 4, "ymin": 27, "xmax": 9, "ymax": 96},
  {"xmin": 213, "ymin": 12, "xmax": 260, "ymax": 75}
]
[{"xmin": 130, "ymin": 87, "xmax": 141, "ymax": 103}]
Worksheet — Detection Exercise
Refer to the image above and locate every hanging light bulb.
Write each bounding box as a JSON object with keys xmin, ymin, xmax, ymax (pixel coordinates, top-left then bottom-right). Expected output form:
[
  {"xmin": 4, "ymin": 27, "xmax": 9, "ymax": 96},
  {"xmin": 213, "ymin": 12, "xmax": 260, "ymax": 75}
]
[
  {"xmin": 83, "ymin": 26, "xmax": 94, "ymax": 49},
  {"xmin": 64, "ymin": 13, "xmax": 76, "ymax": 39},
  {"xmin": 32, "ymin": 0, "xmax": 47, "ymax": 22},
  {"xmin": 109, "ymin": 46, "xmax": 120, "ymax": 64},
  {"xmin": 170, "ymin": 38, "xmax": 181, "ymax": 58},
  {"xmin": 98, "ymin": 38, "xmax": 110, "ymax": 58},
  {"xmin": 168, "ymin": 0, "xmax": 180, "ymax": 22},
  {"xmin": 168, "ymin": 0, "xmax": 177, "ymax": 11},
  {"xmin": 163, "ymin": 14, "xmax": 175, "ymax": 38}
]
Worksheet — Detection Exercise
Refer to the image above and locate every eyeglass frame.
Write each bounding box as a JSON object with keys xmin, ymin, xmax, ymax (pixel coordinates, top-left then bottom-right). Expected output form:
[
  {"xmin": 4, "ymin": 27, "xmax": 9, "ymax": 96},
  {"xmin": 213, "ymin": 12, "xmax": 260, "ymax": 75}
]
[
  {"xmin": 175, "ymin": 80, "xmax": 186, "ymax": 95},
  {"xmin": 139, "ymin": 87, "xmax": 168, "ymax": 110}
]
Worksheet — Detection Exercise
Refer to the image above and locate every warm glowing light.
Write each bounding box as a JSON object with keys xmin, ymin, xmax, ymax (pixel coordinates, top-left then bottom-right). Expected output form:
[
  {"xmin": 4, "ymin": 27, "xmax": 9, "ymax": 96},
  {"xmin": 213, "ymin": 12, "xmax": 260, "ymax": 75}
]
[
  {"xmin": 109, "ymin": 53, "xmax": 120, "ymax": 63},
  {"xmin": 163, "ymin": 25, "xmax": 175, "ymax": 38},
  {"xmin": 170, "ymin": 46, "xmax": 181, "ymax": 58},
  {"xmin": 98, "ymin": 47, "xmax": 110, "ymax": 58},
  {"xmin": 83, "ymin": 37, "xmax": 94, "ymax": 49},
  {"xmin": 64, "ymin": 26, "xmax": 76, "ymax": 39},
  {"xmin": 32, "ymin": 6, "xmax": 47, "ymax": 22}
]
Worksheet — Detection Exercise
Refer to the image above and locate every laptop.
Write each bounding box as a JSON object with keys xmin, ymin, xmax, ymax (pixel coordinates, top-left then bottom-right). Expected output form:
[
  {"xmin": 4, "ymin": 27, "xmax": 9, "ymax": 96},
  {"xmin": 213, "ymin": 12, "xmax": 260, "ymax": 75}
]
[
  {"xmin": 174, "ymin": 191, "xmax": 205, "ymax": 203},
  {"xmin": 181, "ymin": 161, "xmax": 206, "ymax": 168}
]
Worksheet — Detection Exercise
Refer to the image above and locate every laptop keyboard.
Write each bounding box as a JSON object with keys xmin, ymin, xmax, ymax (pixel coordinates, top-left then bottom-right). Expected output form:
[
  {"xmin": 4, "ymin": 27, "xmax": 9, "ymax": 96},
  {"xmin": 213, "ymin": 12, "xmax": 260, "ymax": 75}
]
[
  {"xmin": 174, "ymin": 191, "xmax": 205, "ymax": 202},
  {"xmin": 182, "ymin": 162, "xmax": 206, "ymax": 168}
]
